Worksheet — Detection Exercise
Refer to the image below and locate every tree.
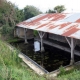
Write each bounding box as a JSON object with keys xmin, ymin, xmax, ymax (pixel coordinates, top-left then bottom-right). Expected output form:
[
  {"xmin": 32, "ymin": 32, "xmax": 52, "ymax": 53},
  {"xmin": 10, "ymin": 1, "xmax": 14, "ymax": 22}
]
[
  {"xmin": 46, "ymin": 9, "xmax": 56, "ymax": 13},
  {"xmin": 46, "ymin": 5, "xmax": 66, "ymax": 13},
  {"xmin": 54, "ymin": 5, "xmax": 66, "ymax": 13},
  {"xmin": 0, "ymin": 0, "xmax": 16, "ymax": 26},
  {"xmin": 0, "ymin": 0, "xmax": 25, "ymax": 38},
  {"xmin": 23, "ymin": 5, "xmax": 42, "ymax": 20},
  {"xmin": 15, "ymin": 8, "xmax": 24, "ymax": 23}
]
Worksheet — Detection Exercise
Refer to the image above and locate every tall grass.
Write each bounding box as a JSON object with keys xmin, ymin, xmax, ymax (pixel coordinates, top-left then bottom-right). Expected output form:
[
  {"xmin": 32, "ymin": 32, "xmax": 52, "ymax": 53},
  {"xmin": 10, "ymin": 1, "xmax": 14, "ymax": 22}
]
[
  {"xmin": 0, "ymin": 40, "xmax": 46, "ymax": 80},
  {"xmin": 57, "ymin": 66, "xmax": 80, "ymax": 80}
]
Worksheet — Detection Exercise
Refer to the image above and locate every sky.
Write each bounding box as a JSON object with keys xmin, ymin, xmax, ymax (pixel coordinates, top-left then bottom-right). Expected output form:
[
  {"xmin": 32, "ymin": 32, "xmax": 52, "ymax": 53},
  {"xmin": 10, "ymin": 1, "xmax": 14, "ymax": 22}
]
[{"xmin": 7, "ymin": 0, "xmax": 80, "ymax": 13}]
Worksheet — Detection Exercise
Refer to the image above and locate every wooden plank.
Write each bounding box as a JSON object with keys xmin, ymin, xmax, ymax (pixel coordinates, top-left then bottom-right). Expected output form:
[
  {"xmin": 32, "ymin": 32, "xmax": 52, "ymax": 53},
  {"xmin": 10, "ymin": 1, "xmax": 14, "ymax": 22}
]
[{"xmin": 35, "ymin": 38, "xmax": 80, "ymax": 56}]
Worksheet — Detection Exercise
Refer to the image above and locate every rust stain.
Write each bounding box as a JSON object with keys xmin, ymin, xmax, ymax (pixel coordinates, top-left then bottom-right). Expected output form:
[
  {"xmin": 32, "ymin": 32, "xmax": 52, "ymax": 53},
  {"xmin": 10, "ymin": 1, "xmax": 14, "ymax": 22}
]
[
  {"xmin": 62, "ymin": 25, "xmax": 79, "ymax": 36},
  {"xmin": 29, "ymin": 14, "xmax": 50, "ymax": 23},
  {"xmin": 17, "ymin": 14, "xmax": 50, "ymax": 26},
  {"xmin": 22, "ymin": 21, "xmax": 29, "ymax": 25},
  {"xmin": 64, "ymin": 25, "xmax": 78, "ymax": 32},
  {"xmin": 36, "ymin": 22, "xmax": 50, "ymax": 29},
  {"xmin": 22, "ymin": 21, "xmax": 37, "ymax": 26},
  {"xmin": 51, "ymin": 14, "xmax": 66, "ymax": 21},
  {"xmin": 34, "ymin": 22, "xmax": 41, "ymax": 26},
  {"xmin": 59, "ymin": 22, "xmax": 71, "ymax": 29},
  {"xmin": 17, "ymin": 13, "xmax": 66, "ymax": 27},
  {"xmin": 48, "ymin": 25, "xmax": 57, "ymax": 30},
  {"xmin": 47, "ymin": 14, "xmax": 57, "ymax": 19},
  {"xmin": 26, "ymin": 22, "xmax": 36, "ymax": 26},
  {"xmin": 16, "ymin": 22, "xmax": 25, "ymax": 26},
  {"xmin": 51, "ymin": 14, "xmax": 61, "ymax": 21},
  {"xmin": 76, "ymin": 19, "xmax": 80, "ymax": 23},
  {"xmin": 16, "ymin": 13, "xmax": 80, "ymax": 39},
  {"xmin": 47, "ymin": 22, "xmax": 71, "ymax": 31},
  {"xmin": 24, "ymin": 14, "xmax": 52, "ymax": 26},
  {"xmin": 17, "ymin": 21, "xmax": 29, "ymax": 26}
]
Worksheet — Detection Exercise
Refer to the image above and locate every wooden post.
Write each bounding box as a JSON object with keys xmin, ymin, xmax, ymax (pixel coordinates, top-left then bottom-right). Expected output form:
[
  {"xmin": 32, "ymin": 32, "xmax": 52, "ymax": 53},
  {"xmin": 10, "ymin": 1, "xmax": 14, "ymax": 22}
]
[
  {"xmin": 17, "ymin": 28, "xmax": 19, "ymax": 37},
  {"xmin": 65, "ymin": 37, "xmax": 76, "ymax": 65},
  {"xmin": 41, "ymin": 32, "xmax": 44, "ymax": 52},
  {"xmin": 41, "ymin": 38, "xmax": 45, "ymax": 52},
  {"xmin": 38, "ymin": 31, "xmax": 45, "ymax": 52},
  {"xmin": 24, "ymin": 28, "xmax": 28, "ymax": 43},
  {"xmin": 70, "ymin": 38, "xmax": 75, "ymax": 65}
]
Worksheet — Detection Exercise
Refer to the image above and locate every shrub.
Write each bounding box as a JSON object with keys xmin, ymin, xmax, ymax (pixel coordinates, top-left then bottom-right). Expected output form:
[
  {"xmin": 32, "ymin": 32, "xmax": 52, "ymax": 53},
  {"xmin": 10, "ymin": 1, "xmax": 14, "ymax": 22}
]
[
  {"xmin": 1, "ymin": 25, "xmax": 14, "ymax": 35},
  {"xmin": 59, "ymin": 66, "xmax": 66, "ymax": 75}
]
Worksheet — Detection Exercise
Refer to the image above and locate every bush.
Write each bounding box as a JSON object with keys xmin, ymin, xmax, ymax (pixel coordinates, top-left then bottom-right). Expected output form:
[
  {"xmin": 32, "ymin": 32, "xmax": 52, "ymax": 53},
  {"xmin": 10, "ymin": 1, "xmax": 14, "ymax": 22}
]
[
  {"xmin": 33, "ymin": 30, "xmax": 38, "ymax": 37},
  {"xmin": 1, "ymin": 25, "xmax": 14, "ymax": 40},
  {"xmin": 1, "ymin": 25, "xmax": 14, "ymax": 36},
  {"xmin": 59, "ymin": 66, "xmax": 66, "ymax": 75}
]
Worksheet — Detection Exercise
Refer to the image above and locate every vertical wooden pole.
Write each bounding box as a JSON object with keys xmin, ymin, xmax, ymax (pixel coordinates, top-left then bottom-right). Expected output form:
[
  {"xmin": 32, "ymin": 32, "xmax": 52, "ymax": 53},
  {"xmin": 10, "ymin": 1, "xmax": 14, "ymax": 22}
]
[
  {"xmin": 17, "ymin": 28, "xmax": 19, "ymax": 37},
  {"xmin": 70, "ymin": 38, "xmax": 75, "ymax": 65},
  {"xmin": 24, "ymin": 28, "xmax": 28, "ymax": 43},
  {"xmin": 40, "ymin": 32, "xmax": 44, "ymax": 52},
  {"xmin": 38, "ymin": 31, "xmax": 45, "ymax": 67}
]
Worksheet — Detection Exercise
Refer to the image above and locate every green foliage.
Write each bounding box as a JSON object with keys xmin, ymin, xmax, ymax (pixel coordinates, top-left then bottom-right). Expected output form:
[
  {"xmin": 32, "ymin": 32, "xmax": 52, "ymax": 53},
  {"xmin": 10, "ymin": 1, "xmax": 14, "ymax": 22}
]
[
  {"xmin": 33, "ymin": 30, "xmax": 38, "ymax": 37},
  {"xmin": 0, "ymin": 66, "xmax": 46, "ymax": 80},
  {"xmin": 0, "ymin": 40, "xmax": 20, "ymax": 66},
  {"xmin": 0, "ymin": 0, "xmax": 42, "ymax": 39},
  {"xmin": 54, "ymin": 5, "xmax": 66, "ymax": 13},
  {"xmin": 1, "ymin": 24, "xmax": 14, "ymax": 39},
  {"xmin": 15, "ymin": 8, "xmax": 24, "ymax": 23},
  {"xmin": 59, "ymin": 66, "xmax": 66, "ymax": 75},
  {"xmin": 0, "ymin": 0, "xmax": 25, "ymax": 39},
  {"xmin": 7, "ymin": 38, "xmax": 21, "ymax": 43},
  {"xmin": 57, "ymin": 65, "xmax": 80, "ymax": 80},
  {"xmin": 0, "ymin": 0, "xmax": 16, "ymax": 26},
  {"xmin": 46, "ymin": 5, "xmax": 66, "ymax": 13},
  {"xmin": 0, "ymin": 40, "xmax": 46, "ymax": 80},
  {"xmin": 24, "ymin": 5, "xmax": 42, "ymax": 19},
  {"xmin": 46, "ymin": 9, "xmax": 56, "ymax": 13}
]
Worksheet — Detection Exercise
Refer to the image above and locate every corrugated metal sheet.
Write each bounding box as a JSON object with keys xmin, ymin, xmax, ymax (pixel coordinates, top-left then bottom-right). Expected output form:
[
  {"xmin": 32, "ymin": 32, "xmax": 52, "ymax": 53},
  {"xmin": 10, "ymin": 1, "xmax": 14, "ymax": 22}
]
[{"xmin": 16, "ymin": 13, "xmax": 80, "ymax": 39}]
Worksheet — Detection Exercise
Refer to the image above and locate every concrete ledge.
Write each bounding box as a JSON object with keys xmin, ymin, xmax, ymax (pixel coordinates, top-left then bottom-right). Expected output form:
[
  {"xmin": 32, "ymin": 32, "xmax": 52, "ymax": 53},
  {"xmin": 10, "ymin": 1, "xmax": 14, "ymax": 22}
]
[
  {"xmin": 18, "ymin": 53, "xmax": 74, "ymax": 77},
  {"xmin": 6, "ymin": 42, "xmax": 48, "ymax": 75},
  {"xmin": 18, "ymin": 53, "xmax": 49, "ymax": 75}
]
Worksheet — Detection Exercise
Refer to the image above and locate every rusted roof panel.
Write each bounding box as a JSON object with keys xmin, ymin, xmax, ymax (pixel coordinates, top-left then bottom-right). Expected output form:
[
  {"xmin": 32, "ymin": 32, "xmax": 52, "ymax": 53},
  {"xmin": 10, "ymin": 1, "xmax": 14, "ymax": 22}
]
[{"xmin": 16, "ymin": 13, "xmax": 80, "ymax": 39}]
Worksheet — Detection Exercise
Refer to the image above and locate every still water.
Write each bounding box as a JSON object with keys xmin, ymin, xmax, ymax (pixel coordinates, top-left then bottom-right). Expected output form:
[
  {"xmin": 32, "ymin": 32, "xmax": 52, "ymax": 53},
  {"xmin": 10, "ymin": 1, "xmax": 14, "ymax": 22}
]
[{"xmin": 11, "ymin": 40, "xmax": 80, "ymax": 72}]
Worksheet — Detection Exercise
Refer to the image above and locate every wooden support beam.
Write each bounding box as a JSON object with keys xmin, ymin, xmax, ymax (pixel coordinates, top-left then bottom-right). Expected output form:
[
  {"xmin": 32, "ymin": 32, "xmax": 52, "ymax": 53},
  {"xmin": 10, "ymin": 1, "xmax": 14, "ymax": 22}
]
[
  {"xmin": 35, "ymin": 38, "xmax": 80, "ymax": 56},
  {"xmin": 17, "ymin": 28, "xmax": 19, "ymax": 37},
  {"xmin": 65, "ymin": 37, "xmax": 71, "ymax": 48},
  {"xmin": 24, "ymin": 28, "xmax": 28, "ymax": 43},
  {"xmin": 65, "ymin": 37, "xmax": 77, "ymax": 65},
  {"xmin": 38, "ymin": 31, "xmax": 45, "ymax": 52},
  {"xmin": 41, "ymin": 37, "xmax": 44, "ymax": 52},
  {"xmin": 70, "ymin": 38, "xmax": 75, "ymax": 65}
]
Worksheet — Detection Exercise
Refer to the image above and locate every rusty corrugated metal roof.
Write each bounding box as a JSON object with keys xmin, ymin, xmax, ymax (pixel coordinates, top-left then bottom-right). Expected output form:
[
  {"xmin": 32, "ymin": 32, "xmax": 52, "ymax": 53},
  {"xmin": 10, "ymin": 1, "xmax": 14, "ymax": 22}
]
[{"xmin": 16, "ymin": 13, "xmax": 80, "ymax": 39}]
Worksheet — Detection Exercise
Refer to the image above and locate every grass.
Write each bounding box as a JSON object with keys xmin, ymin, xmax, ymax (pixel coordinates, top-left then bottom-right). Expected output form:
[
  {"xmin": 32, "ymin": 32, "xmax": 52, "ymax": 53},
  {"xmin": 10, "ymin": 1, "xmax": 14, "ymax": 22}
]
[
  {"xmin": 6, "ymin": 37, "xmax": 23, "ymax": 43},
  {"xmin": 57, "ymin": 66, "xmax": 80, "ymax": 80},
  {"xmin": 0, "ymin": 40, "xmax": 46, "ymax": 80},
  {"xmin": 1, "ymin": 38, "xmax": 80, "ymax": 80}
]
